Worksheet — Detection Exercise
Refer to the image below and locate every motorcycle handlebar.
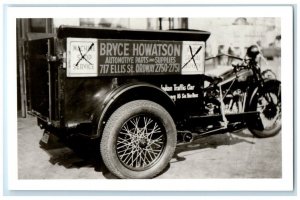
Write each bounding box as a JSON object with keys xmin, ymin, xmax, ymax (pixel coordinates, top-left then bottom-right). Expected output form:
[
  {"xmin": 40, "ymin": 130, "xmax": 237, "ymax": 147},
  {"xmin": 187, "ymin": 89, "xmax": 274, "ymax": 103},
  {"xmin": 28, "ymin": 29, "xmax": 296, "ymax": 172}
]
[
  {"xmin": 232, "ymin": 62, "xmax": 247, "ymax": 70},
  {"xmin": 205, "ymin": 53, "xmax": 244, "ymax": 61},
  {"xmin": 205, "ymin": 53, "xmax": 260, "ymax": 71}
]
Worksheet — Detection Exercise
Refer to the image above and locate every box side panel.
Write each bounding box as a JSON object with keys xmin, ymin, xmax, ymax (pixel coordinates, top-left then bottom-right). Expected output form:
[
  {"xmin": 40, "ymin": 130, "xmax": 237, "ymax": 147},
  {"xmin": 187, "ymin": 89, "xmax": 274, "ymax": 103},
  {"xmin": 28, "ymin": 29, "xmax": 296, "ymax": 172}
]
[{"xmin": 63, "ymin": 77, "xmax": 114, "ymax": 126}]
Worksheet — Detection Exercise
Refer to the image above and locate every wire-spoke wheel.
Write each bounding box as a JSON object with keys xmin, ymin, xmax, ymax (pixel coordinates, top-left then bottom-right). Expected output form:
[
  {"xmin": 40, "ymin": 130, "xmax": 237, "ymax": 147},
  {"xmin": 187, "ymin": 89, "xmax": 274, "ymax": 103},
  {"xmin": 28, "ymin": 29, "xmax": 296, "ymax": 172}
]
[
  {"xmin": 100, "ymin": 100, "xmax": 176, "ymax": 179},
  {"xmin": 257, "ymin": 92, "xmax": 281, "ymax": 131},
  {"xmin": 117, "ymin": 115, "xmax": 166, "ymax": 170},
  {"xmin": 248, "ymin": 81, "xmax": 281, "ymax": 138}
]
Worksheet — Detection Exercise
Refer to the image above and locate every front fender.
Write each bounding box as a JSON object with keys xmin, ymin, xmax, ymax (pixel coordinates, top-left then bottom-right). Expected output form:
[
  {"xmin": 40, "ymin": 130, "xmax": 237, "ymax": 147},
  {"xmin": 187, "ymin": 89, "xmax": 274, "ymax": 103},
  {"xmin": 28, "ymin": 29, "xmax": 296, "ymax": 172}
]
[
  {"xmin": 247, "ymin": 79, "xmax": 281, "ymax": 111},
  {"xmin": 93, "ymin": 82, "xmax": 176, "ymax": 138}
]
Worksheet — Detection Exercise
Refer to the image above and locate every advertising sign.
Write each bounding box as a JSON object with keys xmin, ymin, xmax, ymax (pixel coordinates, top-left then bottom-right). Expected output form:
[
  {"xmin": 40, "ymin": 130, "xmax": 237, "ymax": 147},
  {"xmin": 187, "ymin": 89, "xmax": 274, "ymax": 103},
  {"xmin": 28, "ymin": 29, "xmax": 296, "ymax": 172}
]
[
  {"xmin": 67, "ymin": 38, "xmax": 98, "ymax": 77},
  {"xmin": 67, "ymin": 38, "xmax": 205, "ymax": 77}
]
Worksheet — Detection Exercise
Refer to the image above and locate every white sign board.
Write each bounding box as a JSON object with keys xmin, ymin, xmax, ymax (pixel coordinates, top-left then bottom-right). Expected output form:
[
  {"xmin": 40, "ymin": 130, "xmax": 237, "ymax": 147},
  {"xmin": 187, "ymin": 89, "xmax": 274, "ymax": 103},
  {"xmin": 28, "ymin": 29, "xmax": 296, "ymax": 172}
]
[
  {"xmin": 181, "ymin": 41, "xmax": 205, "ymax": 74},
  {"xmin": 67, "ymin": 38, "xmax": 98, "ymax": 77}
]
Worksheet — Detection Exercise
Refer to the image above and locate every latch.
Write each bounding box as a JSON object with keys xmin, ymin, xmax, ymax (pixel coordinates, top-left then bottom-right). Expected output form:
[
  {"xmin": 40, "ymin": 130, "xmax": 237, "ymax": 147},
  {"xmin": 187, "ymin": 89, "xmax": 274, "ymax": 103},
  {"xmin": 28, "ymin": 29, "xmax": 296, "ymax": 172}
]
[
  {"xmin": 47, "ymin": 52, "xmax": 66, "ymax": 68},
  {"xmin": 47, "ymin": 55, "xmax": 58, "ymax": 62}
]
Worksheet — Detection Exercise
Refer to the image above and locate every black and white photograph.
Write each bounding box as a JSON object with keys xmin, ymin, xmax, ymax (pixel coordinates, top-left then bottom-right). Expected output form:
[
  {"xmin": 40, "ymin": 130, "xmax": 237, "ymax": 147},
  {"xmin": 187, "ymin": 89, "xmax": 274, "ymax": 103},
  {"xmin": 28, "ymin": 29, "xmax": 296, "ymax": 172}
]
[
  {"xmin": 16, "ymin": 17, "xmax": 282, "ymax": 180},
  {"xmin": 2, "ymin": 4, "xmax": 295, "ymax": 195}
]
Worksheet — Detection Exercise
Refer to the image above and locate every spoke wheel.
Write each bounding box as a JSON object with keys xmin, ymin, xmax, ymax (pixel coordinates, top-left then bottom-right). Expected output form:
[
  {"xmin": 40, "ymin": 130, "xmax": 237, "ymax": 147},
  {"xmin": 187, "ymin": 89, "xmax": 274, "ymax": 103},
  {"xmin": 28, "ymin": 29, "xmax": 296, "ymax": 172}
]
[
  {"xmin": 116, "ymin": 115, "xmax": 166, "ymax": 171},
  {"xmin": 248, "ymin": 81, "xmax": 281, "ymax": 138},
  {"xmin": 257, "ymin": 92, "xmax": 281, "ymax": 130},
  {"xmin": 100, "ymin": 100, "xmax": 176, "ymax": 179}
]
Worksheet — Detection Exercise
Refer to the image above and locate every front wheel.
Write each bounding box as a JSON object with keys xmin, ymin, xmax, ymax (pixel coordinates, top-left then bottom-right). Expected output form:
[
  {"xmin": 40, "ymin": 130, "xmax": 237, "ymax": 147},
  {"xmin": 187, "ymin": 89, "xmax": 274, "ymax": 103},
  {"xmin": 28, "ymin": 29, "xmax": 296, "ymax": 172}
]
[
  {"xmin": 248, "ymin": 82, "xmax": 281, "ymax": 138},
  {"xmin": 100, "ymin": 100, "xmax": 177, "ymax": 179}
]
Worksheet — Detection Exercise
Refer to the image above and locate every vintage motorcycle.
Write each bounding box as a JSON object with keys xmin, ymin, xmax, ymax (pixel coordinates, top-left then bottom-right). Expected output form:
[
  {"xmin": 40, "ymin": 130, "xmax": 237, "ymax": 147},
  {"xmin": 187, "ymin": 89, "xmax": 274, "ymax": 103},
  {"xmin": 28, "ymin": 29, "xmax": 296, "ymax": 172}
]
[{"xmin": 196, "ymin": 45, "xmax": 281, "ymax": 140}]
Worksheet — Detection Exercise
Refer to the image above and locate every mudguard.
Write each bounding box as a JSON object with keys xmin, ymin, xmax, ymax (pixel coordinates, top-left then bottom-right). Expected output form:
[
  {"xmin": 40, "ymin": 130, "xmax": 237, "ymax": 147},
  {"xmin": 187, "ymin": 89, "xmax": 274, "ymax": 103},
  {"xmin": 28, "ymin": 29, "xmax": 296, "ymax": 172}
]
[
  {"xmin": 244, "ymin": 79, "xmax": 281, "ymax": 131},
  {"xmin": 248, "ymin": 79, "xmax": 281, "ymax": 110},
  {"xmin": 93, "ymin": 82, "xmax": 176, "ymax": 138}
]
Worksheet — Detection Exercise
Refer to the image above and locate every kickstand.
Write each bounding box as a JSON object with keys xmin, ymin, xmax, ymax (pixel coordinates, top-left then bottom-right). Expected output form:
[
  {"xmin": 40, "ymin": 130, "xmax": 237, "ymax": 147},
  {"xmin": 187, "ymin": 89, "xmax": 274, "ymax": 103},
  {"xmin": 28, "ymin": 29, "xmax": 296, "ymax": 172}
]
[{"xmin": 218, "ymin": 85, "xmax": 229, "ymax": 128}]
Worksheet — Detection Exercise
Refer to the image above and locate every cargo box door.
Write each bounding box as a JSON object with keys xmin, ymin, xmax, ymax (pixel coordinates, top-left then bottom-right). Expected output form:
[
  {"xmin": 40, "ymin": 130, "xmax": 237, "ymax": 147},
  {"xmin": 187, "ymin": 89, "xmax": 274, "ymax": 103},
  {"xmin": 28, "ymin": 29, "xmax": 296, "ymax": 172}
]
[{"xmin": 26, "ymin": 36, "xmax": 55, "ymax": 122}]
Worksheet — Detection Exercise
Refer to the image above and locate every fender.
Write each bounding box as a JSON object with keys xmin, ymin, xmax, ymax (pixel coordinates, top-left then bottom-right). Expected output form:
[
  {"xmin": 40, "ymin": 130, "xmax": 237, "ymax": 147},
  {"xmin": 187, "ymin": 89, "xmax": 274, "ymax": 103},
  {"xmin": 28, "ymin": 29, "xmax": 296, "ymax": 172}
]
[
  {"xmin": 247, "ymin": 79, "xmax": 281, "ymax": 111},
  {"xmin": 93, "ymin": 82, "xmax": 176, "ymax": 138}
]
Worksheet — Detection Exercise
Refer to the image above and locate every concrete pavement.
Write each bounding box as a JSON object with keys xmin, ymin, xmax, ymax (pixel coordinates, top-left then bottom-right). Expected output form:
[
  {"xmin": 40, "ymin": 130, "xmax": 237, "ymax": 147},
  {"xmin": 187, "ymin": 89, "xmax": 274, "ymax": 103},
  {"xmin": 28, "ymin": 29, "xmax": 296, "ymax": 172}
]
[{"xmin": 18, "ymin": 115, "xmax": 281, "ymax": 179}]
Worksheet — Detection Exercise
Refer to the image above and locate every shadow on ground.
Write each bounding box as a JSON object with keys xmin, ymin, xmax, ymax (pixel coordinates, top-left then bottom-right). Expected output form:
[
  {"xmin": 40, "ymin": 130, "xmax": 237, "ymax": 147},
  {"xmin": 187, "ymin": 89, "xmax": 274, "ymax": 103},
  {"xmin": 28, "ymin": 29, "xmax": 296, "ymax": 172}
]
[
  {"xmin": 39, "ymin": 133, "xmax": 119, "ymax": 179},
  {"xmin": 40, "ymin": 130, "xmax": 255, "ymax": 179},
  {"xmin": 172, "ymin": 131, "xmax": 255, "ymax": 163}
]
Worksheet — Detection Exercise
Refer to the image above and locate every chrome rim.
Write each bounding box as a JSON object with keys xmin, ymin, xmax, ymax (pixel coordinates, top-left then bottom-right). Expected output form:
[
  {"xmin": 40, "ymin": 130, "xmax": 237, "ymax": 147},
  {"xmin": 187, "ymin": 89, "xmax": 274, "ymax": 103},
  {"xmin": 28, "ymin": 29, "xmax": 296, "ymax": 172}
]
[
  {"xmin": 257, "ymin": 92, "xmax": 281, "ymax": 130},
  {"xmin": 116, "ymin": 115, "xmax": 166, "ymax": 171}
]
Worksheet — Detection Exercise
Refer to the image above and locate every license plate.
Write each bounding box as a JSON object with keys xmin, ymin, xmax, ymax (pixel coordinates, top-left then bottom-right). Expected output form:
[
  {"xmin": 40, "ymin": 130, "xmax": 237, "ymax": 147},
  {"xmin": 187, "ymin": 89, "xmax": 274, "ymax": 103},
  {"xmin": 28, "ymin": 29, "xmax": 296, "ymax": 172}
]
[{"xmin": 41, "ymin": 132, "xmax": 50, "ymax": 144}]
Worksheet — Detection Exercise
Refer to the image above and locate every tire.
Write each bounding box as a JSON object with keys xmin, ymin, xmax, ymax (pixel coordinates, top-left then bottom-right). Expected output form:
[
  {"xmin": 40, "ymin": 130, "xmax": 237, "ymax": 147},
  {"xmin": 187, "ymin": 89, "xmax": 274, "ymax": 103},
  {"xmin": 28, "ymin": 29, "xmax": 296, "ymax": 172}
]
[
  {"xmin": 248, "ymin": 83, "xmax": 281, "ymax": 138},
  {"xmin": 100, "ymin": 100, "xmax": 177, "ymax": 179}
]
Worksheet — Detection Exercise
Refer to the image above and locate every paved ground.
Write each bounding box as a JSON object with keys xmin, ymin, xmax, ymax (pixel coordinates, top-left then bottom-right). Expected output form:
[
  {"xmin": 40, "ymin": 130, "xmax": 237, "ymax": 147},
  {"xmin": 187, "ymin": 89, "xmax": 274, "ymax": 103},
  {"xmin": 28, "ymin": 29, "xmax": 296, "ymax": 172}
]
[{"xmin": 18, "ymin": 114, "xmax": 281, "ymax": 179}]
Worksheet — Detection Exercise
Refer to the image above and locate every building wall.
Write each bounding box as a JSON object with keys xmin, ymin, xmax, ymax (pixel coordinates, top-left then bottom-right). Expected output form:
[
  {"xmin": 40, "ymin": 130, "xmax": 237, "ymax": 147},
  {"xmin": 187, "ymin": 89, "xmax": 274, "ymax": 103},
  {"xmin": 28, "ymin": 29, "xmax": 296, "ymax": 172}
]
[{"xmin": 189, "ymin": 18, "xmax": 281, "ymax": 57}]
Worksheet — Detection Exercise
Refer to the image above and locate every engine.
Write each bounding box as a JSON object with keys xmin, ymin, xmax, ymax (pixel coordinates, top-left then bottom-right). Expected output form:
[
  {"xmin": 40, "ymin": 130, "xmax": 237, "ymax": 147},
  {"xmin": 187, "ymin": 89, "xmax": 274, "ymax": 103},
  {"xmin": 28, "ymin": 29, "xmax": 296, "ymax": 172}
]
[
  {"xmin": 204, "ymin": 87, "xmax": 246, "ymax": 115},
  {"xmin": 223, "ymin": 89, "xmax": 245, "ymax": 114}
]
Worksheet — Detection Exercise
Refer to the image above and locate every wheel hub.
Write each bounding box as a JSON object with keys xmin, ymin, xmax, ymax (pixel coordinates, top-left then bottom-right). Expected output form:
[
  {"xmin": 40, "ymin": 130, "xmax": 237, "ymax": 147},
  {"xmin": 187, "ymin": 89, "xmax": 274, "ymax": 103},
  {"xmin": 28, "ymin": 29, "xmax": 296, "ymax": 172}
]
[
  {"xmin": 263, "ymin": 102, "xmax": 277, "ymax": 120},
  {"xmin": 139, "ymin": 138, "xmax": 147, "ymax": 148}
]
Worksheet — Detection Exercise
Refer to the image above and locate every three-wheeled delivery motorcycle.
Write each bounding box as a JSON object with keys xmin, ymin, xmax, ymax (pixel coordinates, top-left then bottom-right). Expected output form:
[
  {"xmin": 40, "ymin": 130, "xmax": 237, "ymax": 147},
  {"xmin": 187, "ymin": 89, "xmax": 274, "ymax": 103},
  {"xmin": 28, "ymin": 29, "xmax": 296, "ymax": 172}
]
[{"xmin": 25, "ymin": 26, "xmax": 281, "ymax": 179}]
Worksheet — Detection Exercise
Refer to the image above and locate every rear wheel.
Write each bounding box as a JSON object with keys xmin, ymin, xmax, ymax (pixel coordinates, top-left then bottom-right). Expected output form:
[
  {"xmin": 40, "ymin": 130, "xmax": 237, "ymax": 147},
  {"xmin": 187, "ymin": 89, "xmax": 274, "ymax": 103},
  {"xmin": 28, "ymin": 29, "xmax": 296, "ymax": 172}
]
[
  {"xmin": 100, "ymin": 100, "xmax": 177, "ymax": 179},
  {"xmin": 248, "ymin": 83, "xmax": 281, "ymax": 138}
]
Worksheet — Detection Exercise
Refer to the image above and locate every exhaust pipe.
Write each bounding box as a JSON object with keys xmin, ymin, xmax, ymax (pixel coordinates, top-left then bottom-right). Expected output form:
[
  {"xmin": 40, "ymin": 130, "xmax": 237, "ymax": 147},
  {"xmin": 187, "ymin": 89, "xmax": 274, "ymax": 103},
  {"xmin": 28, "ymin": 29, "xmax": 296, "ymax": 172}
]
[{"xmin": 177, "ymin": 131, "xmax": 193, "ymax": 143}]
